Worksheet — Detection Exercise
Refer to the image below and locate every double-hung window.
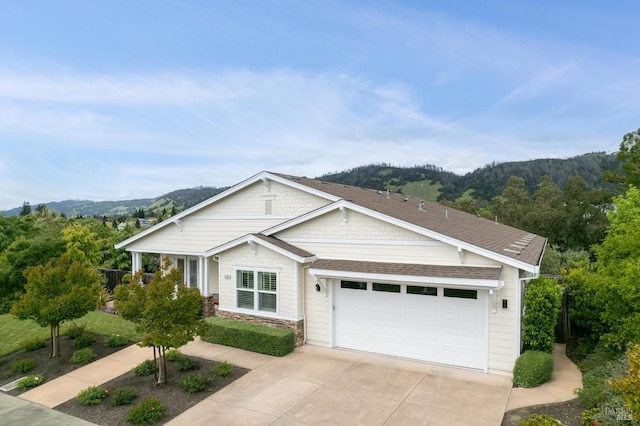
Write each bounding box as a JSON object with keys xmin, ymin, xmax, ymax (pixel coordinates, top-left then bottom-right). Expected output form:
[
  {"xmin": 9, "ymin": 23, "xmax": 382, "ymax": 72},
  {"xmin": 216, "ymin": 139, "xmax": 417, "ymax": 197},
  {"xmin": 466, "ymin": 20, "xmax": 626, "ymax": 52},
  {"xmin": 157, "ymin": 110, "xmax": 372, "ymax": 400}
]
[{"xmin": 236, "ymin": 269, "xmax": 278, "ymax": 313}]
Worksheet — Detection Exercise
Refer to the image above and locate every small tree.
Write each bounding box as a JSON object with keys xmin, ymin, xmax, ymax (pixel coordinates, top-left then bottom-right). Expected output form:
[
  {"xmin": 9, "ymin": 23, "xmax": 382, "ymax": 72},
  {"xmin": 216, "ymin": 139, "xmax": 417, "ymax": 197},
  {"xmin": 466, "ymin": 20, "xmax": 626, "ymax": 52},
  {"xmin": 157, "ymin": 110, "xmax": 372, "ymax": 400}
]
[
  {"xmin": 10, "ymin": 254, "xmax": 103, "ymax": 358},
  {"xmin": 612, "ymin": 344, "xmax": 640, "ymax": 420},
  {"xmin": 114, "ymin": 259, "xmax": 205, "ymax": 385},
  {"xmin": 522, "ymin": 277, "xmax": 562, "ymax": 353}
]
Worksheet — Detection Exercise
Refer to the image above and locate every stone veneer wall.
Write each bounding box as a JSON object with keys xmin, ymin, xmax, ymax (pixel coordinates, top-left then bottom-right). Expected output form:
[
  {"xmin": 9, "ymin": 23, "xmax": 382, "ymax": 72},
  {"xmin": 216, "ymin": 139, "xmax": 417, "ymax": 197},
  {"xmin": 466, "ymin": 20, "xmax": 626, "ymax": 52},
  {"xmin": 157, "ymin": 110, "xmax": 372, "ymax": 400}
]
[
  {"xmin": 215, "ymin": 309, "xmax": 305, "ymax": 347},
  {"xmin": 202, "ymin": 295, "xmax": 216, "ymax": 318}
]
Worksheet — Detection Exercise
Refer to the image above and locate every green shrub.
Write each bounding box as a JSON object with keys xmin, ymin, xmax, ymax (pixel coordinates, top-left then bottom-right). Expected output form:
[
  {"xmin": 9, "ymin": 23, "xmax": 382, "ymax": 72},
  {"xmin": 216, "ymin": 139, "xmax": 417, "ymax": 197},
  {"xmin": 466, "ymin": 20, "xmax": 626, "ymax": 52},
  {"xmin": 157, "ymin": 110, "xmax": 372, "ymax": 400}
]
[
  {"xmin": 582, "ymin": 407, "xmax": 600, "ymax": 426},
  {"xmin": 21, "ymin": 338, "xmax": 46, "ymax": 352},
  {"xmin": 127, "ymin": 397, "xmax": 166, "ymax": 426},
  {"xmin": 180, "ymin": 373, "xmax": 211, "ymax": 394},
  {"xmin": 518, "ymin": 414, "xmax": 562, "ymax": 425},
  {"xmin": 578, "ymin": 344, "xmax": 619, "ymax": 373},
  {"xmin": 74, "ymin": 333, "xmax": 96, "ymax": 349},
  {"xmin": 513, "ymin": 350, "xmax": 554, "ymax": 388},
  {"xmin": 576, "ymin": 356, "xmax": 628, "ymax": 409},
  {"xmin": 611, "ymin": 343, "xmax": 640, "ymax": 422},
  {"xmin": 175, "ymin": 356, "xmax": 200, "ymax": 371},
  {"xmin": 104, "ymin": 334, "xmax": 129, "ymax": 347},
  {"xmin": 11, "ymin": 358, "xmax": 36, "ymax": 373},
  {"xmin": 522, "ymin": 277, "xmax": 562, "ymax": 353},
  {"xmin": 133, "ymin": 359, "xmax": 156, "ymax": 376},
  {"xmin": 591, "ymin": 395, "xmax": 633, "ymax": 426},
  {"xmin": 213, "ymin": 361, "xmax": 233, "ymax": 377},
  {"xmin": 201, "ymin": 318, "xmax": 295, "ymax": 356},
  {"xmin": 111, "ymin": 386, "xmax": 137, "ymax": 406},
  {"xmin": 76, "ymin": 386, "xmax": 108, "ymax": 405},
  {"xmin": 65, "ymin": 322, "xmax": 87, "ymax": 339},
  {"xmin": 165, "ymin": 349, "xmax": 182, "ymax": 361},
  {"xmin": 17, "ymin": 374, "xmax": 45, "ymax": 390},
  {"xmin": 70, "ymin": 348, "xmax": 97, "ymax": 365}
]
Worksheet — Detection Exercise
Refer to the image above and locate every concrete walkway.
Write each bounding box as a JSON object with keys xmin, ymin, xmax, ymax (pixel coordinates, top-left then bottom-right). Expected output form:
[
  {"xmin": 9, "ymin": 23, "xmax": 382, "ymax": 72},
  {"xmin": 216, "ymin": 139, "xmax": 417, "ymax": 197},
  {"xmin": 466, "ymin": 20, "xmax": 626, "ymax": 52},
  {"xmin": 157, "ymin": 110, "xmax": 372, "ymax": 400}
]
[
  {"xmin": 3, "ymin": 340, "xmax": 583, "ymax": 425},
  {"xmin": 506, "ymin": 344, "xmax": 583, "ymax": 411}
]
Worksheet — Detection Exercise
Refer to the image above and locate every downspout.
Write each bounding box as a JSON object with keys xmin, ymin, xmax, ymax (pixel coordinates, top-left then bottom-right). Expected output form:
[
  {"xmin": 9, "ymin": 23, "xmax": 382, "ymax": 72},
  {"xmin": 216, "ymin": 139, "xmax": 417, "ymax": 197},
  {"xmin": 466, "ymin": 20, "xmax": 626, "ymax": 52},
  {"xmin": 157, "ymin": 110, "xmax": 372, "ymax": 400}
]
[{"xmin": 302, "ymin": 265, "xmax": 311, "ymax": 345}]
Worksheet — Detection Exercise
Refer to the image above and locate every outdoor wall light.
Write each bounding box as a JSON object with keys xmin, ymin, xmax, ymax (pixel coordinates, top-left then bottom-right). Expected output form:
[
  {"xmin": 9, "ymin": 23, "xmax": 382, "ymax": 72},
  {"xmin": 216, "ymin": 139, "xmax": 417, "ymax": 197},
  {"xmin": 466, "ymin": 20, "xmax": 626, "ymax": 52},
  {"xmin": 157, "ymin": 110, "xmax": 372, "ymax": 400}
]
[
  {"xmin": 315, "ymin": 283, "xmax": 321, "ymax": 292},
  {"xmin": 502, "ymin": 299, "xmax": 508, "ymax": 309}
]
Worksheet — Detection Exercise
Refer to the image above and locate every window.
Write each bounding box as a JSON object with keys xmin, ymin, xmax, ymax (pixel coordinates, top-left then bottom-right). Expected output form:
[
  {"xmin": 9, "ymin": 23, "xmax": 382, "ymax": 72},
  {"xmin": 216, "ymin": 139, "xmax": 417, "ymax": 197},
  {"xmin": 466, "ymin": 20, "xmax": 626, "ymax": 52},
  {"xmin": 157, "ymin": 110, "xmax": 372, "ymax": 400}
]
[
  {"xmin": 341, "ymin": 281, "xmax": 367, "ymax": 290},
  {"xmin": 188, "ymin": 258, "xmax": 198, "ymax": 288},
  {"xmin": 373, "ymin": 283, "xmax": 400, "ymax": 293},
  {"xmin": 236, "ymin": 269, "xmax": 278, "ymax": 313},
  {"xmin": 444, "ymin": 288, "xmax": 478, "ymax": 299},
  {"xmin": 176, "ymin": 256, "xmax": 199, "ymax": 288},
  {"xmin": 407, "ymin": 285, "xmax": 437, "ymax": 296}
]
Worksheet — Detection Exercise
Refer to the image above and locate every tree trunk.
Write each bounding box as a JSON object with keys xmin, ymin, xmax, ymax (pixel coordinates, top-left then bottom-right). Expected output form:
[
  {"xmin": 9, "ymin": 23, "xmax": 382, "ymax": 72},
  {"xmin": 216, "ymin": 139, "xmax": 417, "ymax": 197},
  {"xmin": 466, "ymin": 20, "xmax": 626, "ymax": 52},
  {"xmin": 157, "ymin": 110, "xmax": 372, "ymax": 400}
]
[
  {"xmin": 50, "ymin": 324, "xmax": 60, "ymax": 358},
  {"xmin": 156, "ymin": 346, "xmax": 167, "ymax": 385}
]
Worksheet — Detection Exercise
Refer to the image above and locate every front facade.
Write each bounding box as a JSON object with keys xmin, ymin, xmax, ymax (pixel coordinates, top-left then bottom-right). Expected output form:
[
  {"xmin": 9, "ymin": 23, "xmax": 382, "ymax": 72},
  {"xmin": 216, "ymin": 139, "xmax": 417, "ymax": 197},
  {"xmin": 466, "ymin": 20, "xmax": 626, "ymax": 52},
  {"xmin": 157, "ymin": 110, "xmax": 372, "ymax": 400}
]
[{"xmin": 116, "ymin": 171, "xmax": 546, "ymax": 376}]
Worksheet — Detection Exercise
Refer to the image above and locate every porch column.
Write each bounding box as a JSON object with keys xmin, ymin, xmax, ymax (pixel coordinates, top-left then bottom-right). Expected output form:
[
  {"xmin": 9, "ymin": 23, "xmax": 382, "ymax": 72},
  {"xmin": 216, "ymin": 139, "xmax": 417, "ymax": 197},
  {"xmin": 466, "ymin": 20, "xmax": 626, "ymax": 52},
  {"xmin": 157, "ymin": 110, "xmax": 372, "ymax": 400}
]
[
  {"xmin": 132, "ymin": 252, "xmax": 143, "ymax": 273},
  {"xmin": 198, "ymin": 256, "xmax": 206, "ymax": 295},
  {"xmin": 202, "ymin": 256, "xmax": 209, "ymax": 296}
]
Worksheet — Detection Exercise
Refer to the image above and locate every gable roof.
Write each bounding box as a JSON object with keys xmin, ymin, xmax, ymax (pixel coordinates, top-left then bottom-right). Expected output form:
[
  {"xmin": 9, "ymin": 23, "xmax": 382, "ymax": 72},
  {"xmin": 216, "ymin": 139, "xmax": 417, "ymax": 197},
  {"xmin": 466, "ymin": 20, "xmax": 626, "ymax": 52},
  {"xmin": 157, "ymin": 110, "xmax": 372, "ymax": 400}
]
[
  {"xmin": 205, "ymin": 233, "xmax": 316, "ymax": 263},
  {"xmin": 116, "ymin": 171, "xmax": 546, "ymax": 272},
  {"xmin": 269, "ymin": 173, "xmax": 546, "ymax": 270}
]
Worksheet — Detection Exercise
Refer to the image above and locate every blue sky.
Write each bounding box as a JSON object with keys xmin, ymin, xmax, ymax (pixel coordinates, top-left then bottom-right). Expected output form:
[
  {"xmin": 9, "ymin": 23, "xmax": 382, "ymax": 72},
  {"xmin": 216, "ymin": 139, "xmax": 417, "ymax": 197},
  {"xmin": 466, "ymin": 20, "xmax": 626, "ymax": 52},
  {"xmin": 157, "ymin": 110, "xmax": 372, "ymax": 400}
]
[{"xmin": 1, "ymin": 1, "xmax": 638, "ymax": 211}]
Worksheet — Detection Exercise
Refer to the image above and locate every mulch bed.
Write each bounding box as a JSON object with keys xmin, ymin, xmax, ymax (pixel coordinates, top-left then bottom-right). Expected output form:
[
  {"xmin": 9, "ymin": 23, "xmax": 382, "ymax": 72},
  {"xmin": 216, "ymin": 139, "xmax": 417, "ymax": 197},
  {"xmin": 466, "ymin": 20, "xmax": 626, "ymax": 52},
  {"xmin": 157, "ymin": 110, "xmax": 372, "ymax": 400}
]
[
  {"xmin": 56, "ymin": 356, "xmax": 248, "ymax": 425},
  {"xmin": 502, "ymin": 398, "xmax": 585, "ymax": 426},
  {"xmin": 0, "ymin": 334, "xmax": 125, "ymax": 396},
  {"xmin": 0, "ymin": 335, "xmax": 248, "ymax": 425}
]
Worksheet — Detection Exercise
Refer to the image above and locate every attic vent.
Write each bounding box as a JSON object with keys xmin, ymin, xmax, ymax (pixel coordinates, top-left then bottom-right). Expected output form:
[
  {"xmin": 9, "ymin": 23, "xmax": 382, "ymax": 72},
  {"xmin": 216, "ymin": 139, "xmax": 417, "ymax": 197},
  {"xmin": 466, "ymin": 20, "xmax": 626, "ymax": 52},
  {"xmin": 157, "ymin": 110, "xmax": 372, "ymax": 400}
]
[
  {"xmin": 418, "ymin": 201, "xmax": 425, "ymax": 211},
  {"xmin": 377, "ymin": 190, "xmax": 382, "ymax": 196},
  {"xmin": 503, "ymin": 248, "xmax": 521, "ymax": 255},
  {"xmin": 403, "ymin": 197, "xmax": 409, "ymax": 203},
  {"xmin": 265, "ymin": 199, "xmax": 273, "ymax": 215}
]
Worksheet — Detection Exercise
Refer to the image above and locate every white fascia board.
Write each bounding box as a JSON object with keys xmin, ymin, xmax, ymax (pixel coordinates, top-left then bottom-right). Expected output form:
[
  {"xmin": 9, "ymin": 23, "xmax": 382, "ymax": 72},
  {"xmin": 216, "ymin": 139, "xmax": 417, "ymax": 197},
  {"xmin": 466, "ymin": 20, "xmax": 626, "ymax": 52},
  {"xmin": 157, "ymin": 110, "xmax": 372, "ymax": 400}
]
[
  {"xmin": 205, "ymin": 234, "xmax": 316, "ymax": 264},
  {"xmin": 115, "ymin": 171, "xmax": 339, "ymax": 250},
  {"xmin": 265, "ymin": 200, "xmax": 540, "ymax": 273},
  {"xmin": 308, "ymin": 268, "xmax": 502, "ymax": 289},
  {"xmin": 126, "ymin": 249, "xmax": 204, "ymax": 257}
]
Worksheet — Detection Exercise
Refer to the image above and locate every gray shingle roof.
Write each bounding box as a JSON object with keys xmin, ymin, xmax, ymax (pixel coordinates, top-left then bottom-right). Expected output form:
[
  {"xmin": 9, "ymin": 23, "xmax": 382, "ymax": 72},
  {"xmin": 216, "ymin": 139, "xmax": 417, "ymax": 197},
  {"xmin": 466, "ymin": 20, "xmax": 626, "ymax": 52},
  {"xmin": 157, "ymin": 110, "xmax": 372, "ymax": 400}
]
[
  {"xmin": 310, "ymin": 259, "xmax": 503, "ymax": 280},
  {"xmin": 273, "ymin": 173, "xmax": 546, "ymax": 267},
  {"xmin": 251, "ymin": 234, "xmax": 315, "ymax": 259}
]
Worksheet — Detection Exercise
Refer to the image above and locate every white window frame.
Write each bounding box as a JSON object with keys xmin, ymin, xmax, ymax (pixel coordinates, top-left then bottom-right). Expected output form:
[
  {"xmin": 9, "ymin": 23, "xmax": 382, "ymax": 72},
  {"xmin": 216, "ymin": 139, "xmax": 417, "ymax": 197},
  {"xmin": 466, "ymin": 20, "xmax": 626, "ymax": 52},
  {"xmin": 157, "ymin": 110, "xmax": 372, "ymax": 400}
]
[
  {"xmin": 234, "ymin": 267, "xmax": 279, "ymax": 314},
  {"xmin": 175, "ymin": 256, "xmax": 199, "ymax": 288}
]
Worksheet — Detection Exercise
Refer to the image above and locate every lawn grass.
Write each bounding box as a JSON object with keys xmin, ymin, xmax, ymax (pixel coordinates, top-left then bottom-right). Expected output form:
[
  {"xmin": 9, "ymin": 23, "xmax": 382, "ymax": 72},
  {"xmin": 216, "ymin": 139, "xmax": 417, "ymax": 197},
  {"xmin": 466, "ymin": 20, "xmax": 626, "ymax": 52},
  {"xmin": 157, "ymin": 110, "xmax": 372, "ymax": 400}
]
[{"xmin": 0, "ymin": 310, "xmax": 141, "ymax": 357}]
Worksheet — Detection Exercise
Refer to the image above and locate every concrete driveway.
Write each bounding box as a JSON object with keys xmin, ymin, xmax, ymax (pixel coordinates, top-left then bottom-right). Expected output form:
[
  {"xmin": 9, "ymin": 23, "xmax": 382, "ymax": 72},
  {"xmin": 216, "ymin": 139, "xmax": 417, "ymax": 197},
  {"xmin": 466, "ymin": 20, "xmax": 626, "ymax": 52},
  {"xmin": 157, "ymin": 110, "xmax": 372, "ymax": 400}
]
[{"xmin": 173, "ymin": 341, "xmax": 512, "ymax": 425}]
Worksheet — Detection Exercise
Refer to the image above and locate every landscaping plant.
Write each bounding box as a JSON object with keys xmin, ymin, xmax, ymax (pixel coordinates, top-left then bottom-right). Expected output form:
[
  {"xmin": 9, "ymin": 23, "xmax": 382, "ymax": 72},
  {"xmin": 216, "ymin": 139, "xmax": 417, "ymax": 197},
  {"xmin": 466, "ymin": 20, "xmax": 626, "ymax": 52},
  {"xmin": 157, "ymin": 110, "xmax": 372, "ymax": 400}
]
[
  {"xmin": 513, "ymin": 350, "xmax": 554, "ymax": 388},
  {"xmin": 110, "ymin": 386, "xmax": 137, "ymax": 406},
  {"xmin": 76, "ymin": 386, "xmax": 109, "ymax": 406},
  {"xmin": 522, "ymin": 277, "xmax": 562, "ymax": 353},
  {"xmin": 17, "ymin": 374, "xmax": 44, "ymax": 390},
  {"xmin": 180, "ymin": 373, "xmax": 211, "ymax": 394},
  {"xmin": 213, "ymin": 361, "xmax": 233, "ymax": 377},
  {"xmin": 11, "ymin": 358, "xmax": 36, "ymax": 373},
  {"xmin": 133, "ymin": 359, "xmax": 156, "ymax": 377},
  {"xmin": 70, "ymin": 348, "xmax": 97, "ymax": 365},
  {"xmin": 126, "ymin": 397, "xmax": 166, "ymax": 426},
  {"xmin": 104, "ymin": 334, "xmax": 129, "ymax": 347}
]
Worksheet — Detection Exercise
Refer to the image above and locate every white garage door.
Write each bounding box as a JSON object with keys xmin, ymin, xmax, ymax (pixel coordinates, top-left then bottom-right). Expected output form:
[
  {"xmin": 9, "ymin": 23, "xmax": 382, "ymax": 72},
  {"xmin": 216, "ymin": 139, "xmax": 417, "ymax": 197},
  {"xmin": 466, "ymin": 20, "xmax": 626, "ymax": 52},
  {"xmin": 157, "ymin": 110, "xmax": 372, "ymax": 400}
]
[{"xmin": 334, "ymin": 281, "xmax": 488, "ymax": 370}]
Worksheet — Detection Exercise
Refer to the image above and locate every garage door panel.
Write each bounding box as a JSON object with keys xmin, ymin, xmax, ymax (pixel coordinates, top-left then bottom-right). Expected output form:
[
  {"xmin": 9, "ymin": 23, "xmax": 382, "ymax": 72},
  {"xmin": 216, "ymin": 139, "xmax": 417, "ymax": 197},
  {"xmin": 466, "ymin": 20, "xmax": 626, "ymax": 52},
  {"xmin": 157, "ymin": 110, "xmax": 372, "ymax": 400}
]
[{"xmin": 335, "ymin": 283, "xmax": 487, "ymax": 370}]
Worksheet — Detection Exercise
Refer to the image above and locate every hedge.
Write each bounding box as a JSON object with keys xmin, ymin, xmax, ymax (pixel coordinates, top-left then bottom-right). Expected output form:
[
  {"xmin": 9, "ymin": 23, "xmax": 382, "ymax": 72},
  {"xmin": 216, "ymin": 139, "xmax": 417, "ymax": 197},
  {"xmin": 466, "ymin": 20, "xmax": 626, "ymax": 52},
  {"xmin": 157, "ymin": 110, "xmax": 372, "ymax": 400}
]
[
  {"xmin": 522, "ymin": 277, "xmax": 562, "ymax": 353},
  {"xmin": 201, "ymin": 317, "xmax": 295, "ymax": 356},
  {"xmin": 513, "ymin": 350, "xmax": 554, "ymax": 388}
]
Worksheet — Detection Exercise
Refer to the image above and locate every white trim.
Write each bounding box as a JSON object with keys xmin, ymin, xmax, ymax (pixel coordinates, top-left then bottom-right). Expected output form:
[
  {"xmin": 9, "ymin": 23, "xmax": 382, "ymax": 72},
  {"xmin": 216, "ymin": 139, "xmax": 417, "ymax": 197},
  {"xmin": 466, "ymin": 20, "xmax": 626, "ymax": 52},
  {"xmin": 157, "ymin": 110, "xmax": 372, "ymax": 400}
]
[
  {"xmin": 233, "ymin": 266, "xmax": 280, "ymax": 315},
  {"xmin": 483, "ymin": 291, "xmax": 490, "ymax": 373},
  {"xmin": 205, "ymin": 234, "xmax": 317, "ymax": 263},
  {"xmin": 279, "ymin": 237, "xmax": 446, "ymax": 247},
  {"xmin": 329, "ymin": 279, "xmax": 335, "ymax": 348},
  {"xmin": 308, "ymin": 268, "xmax": 502, "ymax": 289},
  {"xmin": 187, "ymin": 215, "xmax": 294, "ymax": 221}
]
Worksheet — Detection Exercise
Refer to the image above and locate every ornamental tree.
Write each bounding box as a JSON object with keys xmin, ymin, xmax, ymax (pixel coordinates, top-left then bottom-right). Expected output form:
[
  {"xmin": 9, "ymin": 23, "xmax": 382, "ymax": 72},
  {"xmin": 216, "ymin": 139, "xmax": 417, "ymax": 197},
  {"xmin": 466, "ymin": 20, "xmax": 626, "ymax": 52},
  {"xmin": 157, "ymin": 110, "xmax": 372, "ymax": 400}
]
[
  {"xmin": 114, "ymin": 259, "xmax": 205, "ymax": 385},
  {"xmin": 10, "ymin": 253, "xmax": 103, "ymax": 357}
]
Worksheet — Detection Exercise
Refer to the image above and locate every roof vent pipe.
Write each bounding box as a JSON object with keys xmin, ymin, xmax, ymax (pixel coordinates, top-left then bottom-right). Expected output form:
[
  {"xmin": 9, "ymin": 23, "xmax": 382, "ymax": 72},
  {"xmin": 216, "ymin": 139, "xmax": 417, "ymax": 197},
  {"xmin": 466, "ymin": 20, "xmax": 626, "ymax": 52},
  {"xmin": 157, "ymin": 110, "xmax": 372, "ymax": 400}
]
[{"xmin": 418, "ymin": 201, "xmax": 425, "ymax": 211}]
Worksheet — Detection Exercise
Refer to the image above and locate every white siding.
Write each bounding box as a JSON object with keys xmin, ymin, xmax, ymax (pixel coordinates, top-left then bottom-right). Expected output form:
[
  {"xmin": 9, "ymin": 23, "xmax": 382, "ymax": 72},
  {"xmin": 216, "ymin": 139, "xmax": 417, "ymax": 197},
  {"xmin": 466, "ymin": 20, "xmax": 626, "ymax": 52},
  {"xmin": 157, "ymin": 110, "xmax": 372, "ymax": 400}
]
[
  {"xmin": 487, "ymin": 266, "xmax": 518, "ymax": 375},
  {"xmin": 218, "ymin": 243, "xmax": 299, "ymax": 320},
  {"xmin": 198, "ymin": 180, "xmax": 329, "ymax": 216},
  {"xmin": 304, "ymin": 272, "xmax": 331, "ymax": 345}
]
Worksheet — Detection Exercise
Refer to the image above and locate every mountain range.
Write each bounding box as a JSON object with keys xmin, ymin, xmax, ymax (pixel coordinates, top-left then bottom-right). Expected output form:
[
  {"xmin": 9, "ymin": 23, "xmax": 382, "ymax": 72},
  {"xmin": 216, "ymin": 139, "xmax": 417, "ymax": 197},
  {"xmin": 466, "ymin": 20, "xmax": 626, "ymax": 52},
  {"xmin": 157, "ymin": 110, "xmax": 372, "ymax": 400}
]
[{"xmin": 2, "ymin": 152, "xmax": 620, "ymax": 218}]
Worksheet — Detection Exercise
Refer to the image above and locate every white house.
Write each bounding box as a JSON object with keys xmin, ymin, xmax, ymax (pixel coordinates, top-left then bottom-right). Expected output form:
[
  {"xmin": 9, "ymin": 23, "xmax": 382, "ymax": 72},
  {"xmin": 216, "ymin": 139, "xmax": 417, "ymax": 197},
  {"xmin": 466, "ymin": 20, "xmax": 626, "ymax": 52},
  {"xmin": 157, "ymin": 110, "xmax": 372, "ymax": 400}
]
[{"xmin": 115, "ymin": 171, "xmax": 547, "ymax": 376}]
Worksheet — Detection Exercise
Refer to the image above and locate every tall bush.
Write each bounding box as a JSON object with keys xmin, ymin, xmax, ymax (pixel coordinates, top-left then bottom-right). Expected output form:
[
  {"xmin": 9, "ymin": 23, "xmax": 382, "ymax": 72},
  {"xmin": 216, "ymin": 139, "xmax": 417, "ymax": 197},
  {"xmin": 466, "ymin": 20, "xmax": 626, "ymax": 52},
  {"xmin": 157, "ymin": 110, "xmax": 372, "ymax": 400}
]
[{"xmin": 522, "ymin": 277, "xmax": 562, "ymax": 353}]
